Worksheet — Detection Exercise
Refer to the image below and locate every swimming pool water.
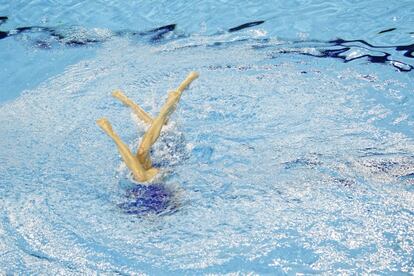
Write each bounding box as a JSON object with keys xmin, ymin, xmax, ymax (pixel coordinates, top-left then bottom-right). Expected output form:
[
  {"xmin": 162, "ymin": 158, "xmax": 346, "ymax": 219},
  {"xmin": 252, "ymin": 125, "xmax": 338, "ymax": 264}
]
[{"xmin": 0, "ymin": 0, "xmax": 413, "ymax": 274}]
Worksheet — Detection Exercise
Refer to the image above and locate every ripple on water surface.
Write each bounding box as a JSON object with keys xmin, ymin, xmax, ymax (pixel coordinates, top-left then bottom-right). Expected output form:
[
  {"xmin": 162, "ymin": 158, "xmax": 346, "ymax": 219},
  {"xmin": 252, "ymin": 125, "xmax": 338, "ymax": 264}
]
[{"xmin": 0, "ymin": 36, "xmax": 414, "ymax": 274}]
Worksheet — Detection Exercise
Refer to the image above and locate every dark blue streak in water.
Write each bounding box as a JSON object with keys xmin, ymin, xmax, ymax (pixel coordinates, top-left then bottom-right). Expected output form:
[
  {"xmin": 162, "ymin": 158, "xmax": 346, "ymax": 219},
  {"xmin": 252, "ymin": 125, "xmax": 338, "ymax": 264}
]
[
  {"xmin": 228, "ymin": 20, "xmax": 265, "ymax": 32},
  {"xmin": 138, "ymin": 24, "xmax": 176, "ymax": 42},
  {"xmin": 0, "ymin": 31, "xmax": 7, "ymax": 39},
  {"xmin": 0, "ymin": 16, "xmax": 7, "ymax": 25},
  {"xmin": 312, "ymin": 39, "xmax": 414, "ymax": 72},
  {"xmin": 268, "ymin": 38, "xmax": 414, "ymax": 72},
  {"xmin": 378, "ymin": 28, "xmax": 397, "ymax": 34},
  {"xmin": 329, "ymin": 38, "xmax": 414, "ymax": 59},
  {"xmin": 0, "ymin": 16, "xmax": 8, "ymax": 39}
]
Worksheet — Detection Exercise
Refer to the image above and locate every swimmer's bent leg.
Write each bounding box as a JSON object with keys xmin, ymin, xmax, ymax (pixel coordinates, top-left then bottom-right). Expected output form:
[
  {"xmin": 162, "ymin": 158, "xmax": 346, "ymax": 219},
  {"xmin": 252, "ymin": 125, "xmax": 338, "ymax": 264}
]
[
  {"xmin": 97, "ymin": 118, "xmax": 158, "ymax": 182},
  {"xmin": 112, "ymin": 90, "xmax": 153, "ymax": 125},
  {"xmin": 137, "ymin": 72, "xmax": 199, "ymax": 168},
  {"xmin": 137, "ymin": 91, "xmax": 180, "ymax": 168}
]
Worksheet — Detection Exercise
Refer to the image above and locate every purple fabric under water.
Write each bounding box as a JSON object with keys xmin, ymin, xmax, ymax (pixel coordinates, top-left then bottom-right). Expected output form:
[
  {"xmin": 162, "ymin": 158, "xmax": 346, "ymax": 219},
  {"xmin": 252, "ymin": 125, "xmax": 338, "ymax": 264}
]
[{"xmin": 119, "ymin": 184, "xmax": 174, "ymax": 215}]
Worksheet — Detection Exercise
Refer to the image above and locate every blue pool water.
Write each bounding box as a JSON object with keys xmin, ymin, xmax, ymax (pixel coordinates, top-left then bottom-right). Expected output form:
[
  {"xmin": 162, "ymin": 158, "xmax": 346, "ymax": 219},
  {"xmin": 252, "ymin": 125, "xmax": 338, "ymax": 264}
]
[{"xmin": 1, "ymin": 1, "xmax": 414, "ymax": 274}]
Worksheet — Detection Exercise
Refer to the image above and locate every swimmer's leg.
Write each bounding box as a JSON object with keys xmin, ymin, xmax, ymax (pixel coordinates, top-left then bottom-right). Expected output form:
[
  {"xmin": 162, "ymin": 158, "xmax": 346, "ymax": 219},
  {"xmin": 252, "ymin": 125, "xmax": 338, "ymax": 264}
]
[
  {"xmin": 136, "ymin": 98, "xmax": 174, "ymax": 169},
  {"xmin": 176, "ymin": 71, "xmax": 199, "ymax": 96},
  {"xmin": 112, "ymin": 90, "xmax": 153, "ymax": 125},
  {"xmin": 155, "ymin": 71, "xmax": 200, "ymax": 119},
  {"xmin": 97, "ymin": 118, "xmax": 158, "ymax": 182},
  {"xmin": 137, "ymin": 72, "xmax": 199, "ymax": 168}
]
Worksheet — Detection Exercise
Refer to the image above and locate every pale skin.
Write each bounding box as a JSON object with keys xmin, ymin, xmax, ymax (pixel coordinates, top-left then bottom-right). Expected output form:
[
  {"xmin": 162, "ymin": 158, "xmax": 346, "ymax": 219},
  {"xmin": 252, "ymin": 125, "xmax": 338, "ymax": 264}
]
[{"xmin": 97, "ymin": 71, "xmax": 199, "ymax": 183}]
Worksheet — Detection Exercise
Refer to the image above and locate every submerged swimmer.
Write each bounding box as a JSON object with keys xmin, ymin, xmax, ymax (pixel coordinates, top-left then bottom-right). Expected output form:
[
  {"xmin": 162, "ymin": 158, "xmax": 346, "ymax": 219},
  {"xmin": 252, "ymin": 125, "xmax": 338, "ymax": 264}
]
[
  {"xmin": 97, "ymin": 71, "xmax": 199, "ymax": 183},
  {"xmin": 119, "ymin": 183, "xmax": 175, "ymax": 215}
]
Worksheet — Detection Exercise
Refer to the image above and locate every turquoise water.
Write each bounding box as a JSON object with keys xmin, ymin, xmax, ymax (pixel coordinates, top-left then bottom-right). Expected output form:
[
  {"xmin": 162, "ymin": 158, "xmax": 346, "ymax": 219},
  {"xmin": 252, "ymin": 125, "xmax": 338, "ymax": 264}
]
[{"xmin": 1, "ymin": 1, "xmax": 414, "ymax": 274}]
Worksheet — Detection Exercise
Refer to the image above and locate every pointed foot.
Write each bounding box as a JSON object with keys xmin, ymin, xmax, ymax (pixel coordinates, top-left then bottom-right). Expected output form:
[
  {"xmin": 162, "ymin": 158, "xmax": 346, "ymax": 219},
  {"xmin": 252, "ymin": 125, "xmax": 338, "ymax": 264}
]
[
  {"xmin": 112, "ymin": 90, "xmax": 124, "ymax": 99},
  {"xmin": 188, "ymin": 71, "xmax": 199, "ymax": 79},
  {"xmin": 96, "ymin": 118, "xmax": 113, "ymax": 133}
]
